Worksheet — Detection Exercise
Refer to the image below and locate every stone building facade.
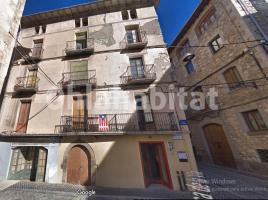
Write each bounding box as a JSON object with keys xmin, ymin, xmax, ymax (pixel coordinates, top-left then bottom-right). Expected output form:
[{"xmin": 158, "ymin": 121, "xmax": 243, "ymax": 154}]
[
  {"xmin": 0, "ymin": 0, "xmax": 197, "ymax": 191},
  {"xmin": 0, "ymin": 0, "xmax": 26, "ymax": 105},
  {"xmin": 169, "ymin": 0, "xmax": 268, "ymax": 175}
]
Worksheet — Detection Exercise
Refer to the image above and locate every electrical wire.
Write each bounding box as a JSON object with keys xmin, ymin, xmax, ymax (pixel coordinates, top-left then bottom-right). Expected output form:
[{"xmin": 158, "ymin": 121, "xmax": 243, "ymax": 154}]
[
  {"xmin": 15, "ymin": 94, "xmax": 60, "ymax": 132},
  {"xmin": 9, "ymin": 32, "xmax": 58, "ymax": 87},
  {"xmin": 14, "ymin": 46, "xmax": 58, "ymax": 87},
  {"xmin": 168, "ymin": 39, "xmax": 266, "ymax": 49}
]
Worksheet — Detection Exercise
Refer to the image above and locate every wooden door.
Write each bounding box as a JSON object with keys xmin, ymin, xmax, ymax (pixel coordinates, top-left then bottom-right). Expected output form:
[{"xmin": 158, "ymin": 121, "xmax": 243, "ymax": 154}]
[
  {"xmin": 73, "ymin": 96, "xmax": 87, "ymax": 130},
  {"xmin": 140, "ymin": 143, "xmax": 172, "ymax": 189},
  {"xmin": 67, "ymin": 146, "xmax": 91, "ymax": 186},
  {"xmin": 16, "ymin": 101, "xmax": 31, "ymax": 133},
  {"xmin": 203, "ymin": 124, "xmax": 236, "ymax": 168}
]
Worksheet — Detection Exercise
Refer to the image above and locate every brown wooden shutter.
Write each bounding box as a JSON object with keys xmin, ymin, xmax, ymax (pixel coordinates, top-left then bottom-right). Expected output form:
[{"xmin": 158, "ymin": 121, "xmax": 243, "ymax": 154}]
[{"xmin": 16, "ymin": 101, "xmax": 31, "ymax": 133}]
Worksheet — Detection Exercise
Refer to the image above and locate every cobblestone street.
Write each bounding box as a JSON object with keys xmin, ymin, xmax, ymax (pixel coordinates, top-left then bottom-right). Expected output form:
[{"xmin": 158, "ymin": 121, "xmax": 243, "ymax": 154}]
[
  {"xmin": 0, "ymin": 181, "xmax": 191, "ymax": 200},
  {"xmin": 199, "ymin": 163, "xmax": 268, "ymax": 199},
  {"xmin": 1, "ymin": 164, "xmax": 268, "ymax": 199},
  {"xmin": 0, "ymin": 163, "xmax": 268, "ymax": 200}
]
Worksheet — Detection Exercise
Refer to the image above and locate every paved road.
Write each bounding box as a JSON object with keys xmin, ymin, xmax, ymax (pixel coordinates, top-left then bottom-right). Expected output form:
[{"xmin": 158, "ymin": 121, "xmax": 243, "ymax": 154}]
[
  {"xmin": 1, "ymin": 164, "xmax": 268, "ymax": 199},
  {"xmin": 0, "ymin": 181, "xmax": 192, "ymax": 200},
  {"xmin": 199, "ymin": 163, "xmax": 268, "ymax": 199}
]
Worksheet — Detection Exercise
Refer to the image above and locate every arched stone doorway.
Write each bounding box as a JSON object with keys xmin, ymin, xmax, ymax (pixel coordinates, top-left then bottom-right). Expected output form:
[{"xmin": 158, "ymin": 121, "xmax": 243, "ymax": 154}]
[
  {"xmin": 203, "ymin": 124, "xmax": 236, "ymax": 168},
  {"xmin": 62, "ymin": 143, "xmax": 96, "ymax": 186},
  {"xmin": 67, "ymin": 145, "xmax": 91, "ymax": 186}
]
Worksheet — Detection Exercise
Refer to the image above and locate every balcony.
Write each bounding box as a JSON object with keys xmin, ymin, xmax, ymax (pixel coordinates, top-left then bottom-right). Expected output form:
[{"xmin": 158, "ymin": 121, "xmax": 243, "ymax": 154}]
[
  {"xmin": 26, "ymin": 47, "xmax": 43, "ymax": 62},
  {"xmin": 54, "ymin": 112, "xmax": 178, "ymax": 134},
  {"xmin": 65, "ymin": 39, "xmax": 94, "ymax": 56},
  {"xmin": 122, "ymin": 31, "xmax": 148, "ymax": 50},
  {"xmin": 14, "ymin": 76, "xmax": 39, "ymax": 95},
  {"xmin": 60, "ymin": 70, "xmax": 96, "ymax": 92},
  {"xmin": 120, "ymin": 64, "xmax": 156, "ymax": 87}
]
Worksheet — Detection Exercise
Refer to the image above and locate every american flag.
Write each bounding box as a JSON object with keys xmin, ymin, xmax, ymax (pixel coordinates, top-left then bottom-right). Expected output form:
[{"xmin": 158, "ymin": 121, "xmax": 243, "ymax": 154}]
[{"xmin": 99, "ymin": 114, "xmax": 109, "ymax": 132}]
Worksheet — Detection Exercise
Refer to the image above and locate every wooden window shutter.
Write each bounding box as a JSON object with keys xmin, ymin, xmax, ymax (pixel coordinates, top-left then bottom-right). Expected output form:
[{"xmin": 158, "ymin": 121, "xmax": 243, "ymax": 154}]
[{"xmin": 16, "ymin": 101, "xmax": 31, "ymax": 133}]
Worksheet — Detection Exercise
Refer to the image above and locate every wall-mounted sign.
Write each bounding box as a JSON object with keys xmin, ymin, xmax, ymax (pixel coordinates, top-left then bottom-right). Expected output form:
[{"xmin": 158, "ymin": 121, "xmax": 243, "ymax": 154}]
[
  {"xmin": 168, "ymin": 141, "xmax": 174, "ymax": 151},
  {"xmin": 172, "ymin": 133, "xmax": 183, "ymax": 140},
  {"xmin": 179, "ymin": 120, "xmax": 188, "ymax": 126}
]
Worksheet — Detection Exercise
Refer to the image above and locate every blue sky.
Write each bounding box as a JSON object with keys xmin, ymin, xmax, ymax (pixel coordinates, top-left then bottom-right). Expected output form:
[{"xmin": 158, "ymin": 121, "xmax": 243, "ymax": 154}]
[{"xmin": 23, "ymin": 0, "xmax": 201, "ymax": 45}]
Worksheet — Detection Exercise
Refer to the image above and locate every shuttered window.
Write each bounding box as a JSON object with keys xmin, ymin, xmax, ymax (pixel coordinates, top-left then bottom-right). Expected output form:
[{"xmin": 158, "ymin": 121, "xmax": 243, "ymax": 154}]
[
  {"xmin": 70, "ymin": 61, "xmax": 88, "ymax": 81},
  {"xmin": 223, "ymin": 67, "xmax": 243, "ymax": 90},
  {"xmin": 242, "ymin": 110, "xmax": 267, "ymax": 131}
]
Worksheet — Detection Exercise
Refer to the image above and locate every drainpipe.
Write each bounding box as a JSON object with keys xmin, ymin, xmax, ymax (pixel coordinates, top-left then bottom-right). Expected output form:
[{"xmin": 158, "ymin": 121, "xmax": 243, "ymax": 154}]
[{"xmin": 236, "ymin": 0, "xmax": 268, "ymax": 42}]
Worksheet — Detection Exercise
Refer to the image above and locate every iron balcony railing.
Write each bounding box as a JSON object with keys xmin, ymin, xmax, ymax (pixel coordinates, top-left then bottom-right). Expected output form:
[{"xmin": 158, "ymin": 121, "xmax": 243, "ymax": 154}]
[
  {"xmin": 54, "ymin": 112, "xmax": 178, "ymax": 134},
  {"xmin": 122, "ymin": 31, "xmax": 148, "ymax": 49},
  {"xmin": 120, "ymin": 64, "xmax": 156, "ymax": 85},
  {"xmin": 61, "ymin": 70, "xmax": 97, "ymax": 87},
  {"xmin": 65, "ymin": 39, "xmax": 94, "ymax": 55},
  {"xmin": 29, "ymin": 47, "xmax": 43, "ymax": 60},
  {"xmin": 14, "ymin": 76, "xmax": 40, "ymax": 91}
]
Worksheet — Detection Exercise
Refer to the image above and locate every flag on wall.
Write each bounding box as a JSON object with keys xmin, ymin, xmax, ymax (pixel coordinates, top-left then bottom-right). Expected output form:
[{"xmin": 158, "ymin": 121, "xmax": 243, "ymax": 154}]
[{"xmin": 99, "ymin": 114, "xmax": 109, "ymax": 132}]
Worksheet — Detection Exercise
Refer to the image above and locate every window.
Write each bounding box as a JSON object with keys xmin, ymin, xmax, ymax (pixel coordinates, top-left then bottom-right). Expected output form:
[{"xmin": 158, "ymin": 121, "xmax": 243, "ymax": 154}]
[
  {"xmin": 130, "ymin": 9, "xmax": 137, "ymax": 19},
  {"xmin": 32, "ymin": 40, "xmax": 43, "ymax": 58},
  {"xmin": 242, "ymin": 110, "xmax": 267, "ymax": 131},
  {"xmin": 223, "ymin": 67, "xmax": 243, "ymax": 90},
  {"xmin": 185, "ymin": 61, "xmax": 195, "ymax": 74},
  {"xmin": 121, "ymin": 10, "xmax": 129, "ymax": 20},
  {"xmin": 135, "ymin": 95, "xmax": 153, "ymax": 124},
  {"xmin": 129, "ymin": 58, "xmax": 144, "ymax": 77},
  {"xmin": 178, "ymin": 40, "xmax": 190, "ymax": 58},
  {"xmin": 35, "ymin": 26, "xmax": 40, "ymax": 34},
  {"xmin": 41, "ymin": 25, "xmax": 46, "ymax": 34},
  {"xmin": 257, "ymin": 149, "xmax": 268, "ymax": 162},
  {"xmin": 126, "ymin": 26, "xmax": 141, "ymax": 44},
  {"xmin": 195, "ymin": 7, "xmax": 218, "ymax": 37},
  {"xmin": 26, "ymin": 69, "xmax": 38, "ymax": 88},
  {"xmin": 75, "ymin": 19, "xmax": 81, "ymax": 28},
  {"xmin": 178, "ymin": 151, "xmax": 188, "ymax": 162},
  {"xmin": 76, "ymin": 32, "xmax": 87, "ymax": 49},
  {"xmin": 122, "ymin": 10, "xmax": 137, "ymax": 20},
  {"xmin": 9, "ymin": 147, "xmax": 47, "ymax": 182},
  {"xmin": 82, "ymin": 17, "xmax": 88, "ymax": 26},
  {"xmin": 209, "ymin": 35, "xmax": 223, "ymax": 53},
  {"xmin": 70, "ymin": 61, "xmax": 88, "ymax": 81}
]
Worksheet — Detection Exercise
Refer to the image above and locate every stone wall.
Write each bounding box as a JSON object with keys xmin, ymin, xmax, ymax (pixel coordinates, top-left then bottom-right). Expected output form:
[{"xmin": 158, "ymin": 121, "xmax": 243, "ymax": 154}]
[{"xmin": 169, "ymin": 0, "xmax": 268, "ymax": 175}]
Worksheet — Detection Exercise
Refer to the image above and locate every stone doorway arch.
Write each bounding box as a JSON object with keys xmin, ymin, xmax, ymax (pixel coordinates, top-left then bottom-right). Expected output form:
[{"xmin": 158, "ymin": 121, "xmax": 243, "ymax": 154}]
[{"xmin": 62, "ymin": 143, "xmax": 97, "ymax": 185}]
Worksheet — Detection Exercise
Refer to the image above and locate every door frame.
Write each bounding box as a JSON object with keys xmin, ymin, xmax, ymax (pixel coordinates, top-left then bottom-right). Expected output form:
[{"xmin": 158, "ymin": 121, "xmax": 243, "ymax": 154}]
[
  {"xmin": 62, "ymin": 143, "xmax": 96, "ymax": 185},
  {"xmin": 67, "ymin": 145, "xmax": 91, "ymax": 186},
  {"xmin": 139, "ymin": 141, "xmax": 173, "ymax": 189},
  {"xmin": 202, "ymin": 123, "xmax": 236, "ymax": 168},
  {"xmin": 16, "ymin": 100, "xmax": 32, "ymax": 133}
]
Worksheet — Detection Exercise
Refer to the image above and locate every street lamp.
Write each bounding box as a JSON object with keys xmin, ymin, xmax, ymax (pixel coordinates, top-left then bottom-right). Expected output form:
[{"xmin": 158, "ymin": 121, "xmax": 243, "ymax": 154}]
[{"xmin": 183, "ymin": 53, "xmax": 195, "ymax": 62}]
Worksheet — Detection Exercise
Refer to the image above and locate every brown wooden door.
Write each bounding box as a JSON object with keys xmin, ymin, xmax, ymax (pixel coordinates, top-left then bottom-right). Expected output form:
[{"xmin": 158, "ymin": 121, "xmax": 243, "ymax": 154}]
[
  {"xmin": 67, "ymin": 146, "xmax": 91, "ymax": 186},
  {"xmin": 73, "ymin": 96, "xmax": 87, "ymax": 130},
  {"xmin": 203, "ymin": 124, "xmax": 236, "ymax": 168},
  {"xmin": 140, "ymin": 143, "xmax": 172, "ymax": 189},
  {"xmin": 16, "ymin": 101, "xmax": 31, "ymax": 133}
]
